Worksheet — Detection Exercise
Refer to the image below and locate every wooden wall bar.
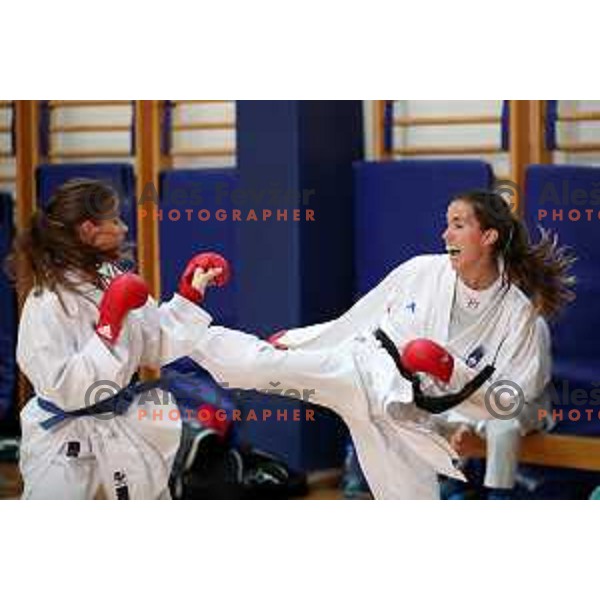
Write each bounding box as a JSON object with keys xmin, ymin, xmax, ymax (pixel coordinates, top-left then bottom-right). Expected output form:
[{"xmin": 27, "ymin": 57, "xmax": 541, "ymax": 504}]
[
  {"xmin": 393, "ymin": 144, "xmax": 500, "ymax": 156},
  {"xmin": 508, "ymin": 100, "xmax": 531, "ymax": 212},
  {"xmin": 394, "ymin": 114, "xmax": 500, "ymax": 126},
  {"xmin": 372, "ymin": 100, "xmax": 389, "ymax": 161},
  {"xmin": 134, "ymin": 100, "xmax": 161, "ymax": 301},
  {"xmin": 48, "ymin": 100, "xmax": 131, "ymax": 108},
  {"xmin": 14, "ymin": 101, "xmax": 39, "ymax": 406},
  {"xmin": 14, "ymin": 102, "xmax": 38, "ymax": 241},
  {"xmin": 530, "ymin": 100, "xmax": 552, "ymax": 165}
]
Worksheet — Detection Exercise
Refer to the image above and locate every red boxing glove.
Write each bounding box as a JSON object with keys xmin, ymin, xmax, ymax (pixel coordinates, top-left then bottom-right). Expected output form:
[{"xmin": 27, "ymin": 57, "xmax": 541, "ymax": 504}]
[
  {"xmin": 267, "ymin": 330, "xmax": 289, "ymax": 350},
  {"xmin": 178, "ymin": 252, "xmax": 231, "ymax": 304},
  {"xmin": 401, "ymin": 338, "xmax": 454, "ymax": 384},
  {"xmin": 96, "ymin": 273, "xmax": 149, "ymax": 345}
]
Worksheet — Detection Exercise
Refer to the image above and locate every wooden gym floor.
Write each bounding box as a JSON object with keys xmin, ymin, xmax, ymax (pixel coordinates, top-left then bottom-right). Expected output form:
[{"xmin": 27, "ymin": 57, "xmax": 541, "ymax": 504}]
[{"xmin": 0, "ymin": 462, "xmax": 347, "ymax": 500}]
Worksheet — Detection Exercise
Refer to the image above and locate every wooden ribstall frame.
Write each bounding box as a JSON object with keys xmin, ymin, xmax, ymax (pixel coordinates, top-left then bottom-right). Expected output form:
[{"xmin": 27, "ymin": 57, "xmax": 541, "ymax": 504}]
[
  {"xmin": 386, "ymin": 102, "xmax": 505, "ymax": 156},
  {"xmin": 376, "ymin": 101, "xmax": 534, "ymax": 209},
  {"xmin": 169, "ymin": 101, "xmax": 235, "ymax": 160},
  {"xmin": 551, "ymin": 104, "xmax": 600, "ymax": 154},
  {"xmin": 45, "ymin": 100, "xmax": 134, "ymax": 163}
]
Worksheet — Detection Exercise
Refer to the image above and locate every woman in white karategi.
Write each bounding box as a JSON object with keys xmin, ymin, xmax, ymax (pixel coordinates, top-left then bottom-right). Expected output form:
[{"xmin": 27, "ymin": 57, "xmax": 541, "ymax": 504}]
[
  {"xmin": 436, "ymin": 191, "xmax": 574, "ymax": 499},
  {"xmin": 8, "ymin": 179, "xmax": 220, "ymax": 500},
  {"xmin": 187, "ymin": 190, "xmax": 574, "ymax": 499}
]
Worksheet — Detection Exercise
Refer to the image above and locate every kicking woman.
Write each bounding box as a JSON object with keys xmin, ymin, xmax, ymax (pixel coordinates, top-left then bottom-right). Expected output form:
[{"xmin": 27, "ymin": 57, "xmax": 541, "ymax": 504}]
[{"xmin": 186, "ymin": 190, "xmax": 574, "ymax": 499}]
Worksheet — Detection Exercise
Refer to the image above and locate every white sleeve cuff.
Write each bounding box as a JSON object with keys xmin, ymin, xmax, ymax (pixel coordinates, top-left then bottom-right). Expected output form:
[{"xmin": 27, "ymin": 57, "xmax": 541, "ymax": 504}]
[{"xmin": 168, "ymin": 293, "xmax": 213, "ymax": 328}]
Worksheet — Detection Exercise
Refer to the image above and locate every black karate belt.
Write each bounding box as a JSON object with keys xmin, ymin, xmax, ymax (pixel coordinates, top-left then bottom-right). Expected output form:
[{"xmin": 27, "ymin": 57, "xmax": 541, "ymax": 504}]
[
  {"xmin": 37, "ymin": 377, "xmax": 170, "ymax": 430},
  {"xmin": 373, "ymin": 328, "xmax": 495, "ymax": 414}
]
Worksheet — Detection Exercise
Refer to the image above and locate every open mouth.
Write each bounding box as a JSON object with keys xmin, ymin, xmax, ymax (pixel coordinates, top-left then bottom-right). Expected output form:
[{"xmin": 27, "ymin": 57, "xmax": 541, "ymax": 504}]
[{"xmin": 446, "ymin": 245, "xmax": 461, "ymax": 257}]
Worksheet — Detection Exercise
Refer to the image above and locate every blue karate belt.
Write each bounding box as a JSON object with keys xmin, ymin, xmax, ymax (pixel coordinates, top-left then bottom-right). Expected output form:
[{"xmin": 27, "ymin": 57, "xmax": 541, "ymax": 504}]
[{"xmin": 37, "ymin": 378, "xmax": 169, "ymax": 431}]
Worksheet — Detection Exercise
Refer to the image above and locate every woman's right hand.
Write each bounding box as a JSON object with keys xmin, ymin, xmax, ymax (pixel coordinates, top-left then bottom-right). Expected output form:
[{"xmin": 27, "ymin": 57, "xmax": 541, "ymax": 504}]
[
  {"xmin": 449, "ymin": 424, "xmax": 476, "ymax": 456},
  {"xmin": 178, "ymin": 252, "xmax": 231, "ymax": 304},
  {"xmin": 191, "ymin": 267, "xmax": 224, "ymax": 297}
]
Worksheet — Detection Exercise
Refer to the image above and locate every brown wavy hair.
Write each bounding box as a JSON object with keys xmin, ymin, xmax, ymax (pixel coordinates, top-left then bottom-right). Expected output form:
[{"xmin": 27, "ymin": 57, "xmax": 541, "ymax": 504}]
[
  {"xmin": 5, "ymin": 178, "xmax": 129, "ymax": 301},
  {"xmin": 453, "ymin": 189, "xmax": 576, "ymax": 319}
]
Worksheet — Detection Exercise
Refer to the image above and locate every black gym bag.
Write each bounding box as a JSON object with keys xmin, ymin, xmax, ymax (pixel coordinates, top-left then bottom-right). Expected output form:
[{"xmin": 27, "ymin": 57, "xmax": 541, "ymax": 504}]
[{"xmin": 170, "ymin": 420, "xmax": 308, "ymax": 500}]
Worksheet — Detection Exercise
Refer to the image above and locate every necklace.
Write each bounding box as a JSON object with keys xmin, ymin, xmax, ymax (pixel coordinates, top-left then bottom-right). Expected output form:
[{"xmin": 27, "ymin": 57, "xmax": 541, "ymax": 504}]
[{"xmin": 466, "ymin": 296, "xmax": 480, "ymax": 310}]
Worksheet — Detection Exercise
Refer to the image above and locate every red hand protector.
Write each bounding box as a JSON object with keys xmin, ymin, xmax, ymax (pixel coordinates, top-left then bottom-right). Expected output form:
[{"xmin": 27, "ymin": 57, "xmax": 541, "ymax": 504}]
[
  {"xmin": 96, "ymin": 273, "xmax": 149, "ymax": 345},
  {"xmin": 178, "ymin": 252, "xmax": 231, "ymax": 304},
  {"xmin": 401, "ymin": 338, "xmax": 454, "ymax": 384}
]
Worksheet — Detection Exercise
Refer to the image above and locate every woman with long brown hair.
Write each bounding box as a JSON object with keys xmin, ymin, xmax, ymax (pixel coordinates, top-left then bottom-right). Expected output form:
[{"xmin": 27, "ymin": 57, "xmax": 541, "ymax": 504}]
[
  {"xmin": 438, "ymin": 189, "xmax": 574, "ymax": 499},
  {"xmin": 9, "ymin": 179, "xmax": 219, "ymax": 499},
  {"xmin": 184, "ymin": 189, "xmax": 575, "ymax": 499}
]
